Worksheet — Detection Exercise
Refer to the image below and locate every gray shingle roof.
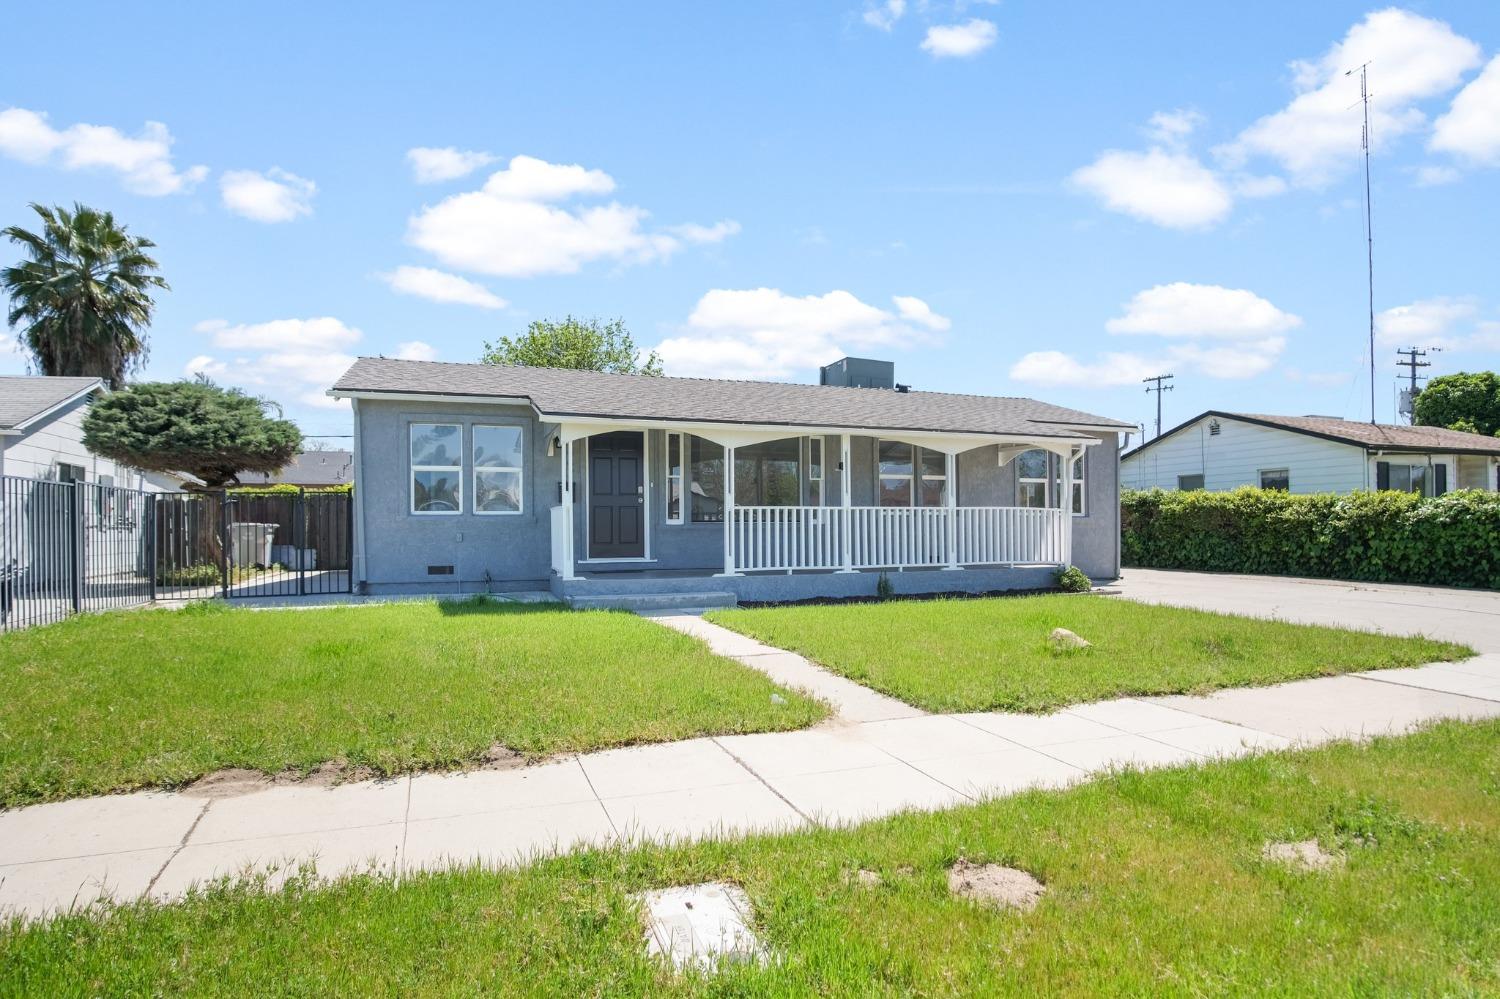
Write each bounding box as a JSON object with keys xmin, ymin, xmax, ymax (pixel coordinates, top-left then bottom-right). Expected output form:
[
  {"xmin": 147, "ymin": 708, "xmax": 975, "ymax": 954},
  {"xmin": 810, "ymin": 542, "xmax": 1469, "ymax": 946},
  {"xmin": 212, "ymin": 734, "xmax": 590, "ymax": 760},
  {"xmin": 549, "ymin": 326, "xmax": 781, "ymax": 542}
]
[
  {"xmin": 1125, "ymin": 410, "xmax": 1500, "ymax": 458},
  {"xmin": 237, "ymin": 450, "xmax": 354, "ymax": 486},
  {"xmin": 332, "ymin": 358, "xmax": 1132, "ymax": 438},
  {"xmin": 0, "ymin": 376, "xmax": 102, "ymax": 431}
]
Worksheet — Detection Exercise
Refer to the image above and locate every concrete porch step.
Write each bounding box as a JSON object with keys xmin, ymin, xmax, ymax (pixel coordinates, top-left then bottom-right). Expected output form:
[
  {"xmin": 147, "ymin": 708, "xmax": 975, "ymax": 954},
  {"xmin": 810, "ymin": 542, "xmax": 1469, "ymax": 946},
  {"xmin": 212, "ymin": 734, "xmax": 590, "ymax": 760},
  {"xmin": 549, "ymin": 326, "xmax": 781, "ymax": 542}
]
[{"xmin": 565, "ymin": 591, "xmax": 739, "ymax": 612}]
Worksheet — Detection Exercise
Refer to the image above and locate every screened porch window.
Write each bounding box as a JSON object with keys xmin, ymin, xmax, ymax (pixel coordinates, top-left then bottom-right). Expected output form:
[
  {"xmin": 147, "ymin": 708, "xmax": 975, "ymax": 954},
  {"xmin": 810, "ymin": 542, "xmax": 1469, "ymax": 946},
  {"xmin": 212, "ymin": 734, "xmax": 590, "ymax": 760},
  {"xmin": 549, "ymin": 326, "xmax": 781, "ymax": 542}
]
[
  {"xmin": 1016, "ymin": 449, "xmax": 1050, "ymax": 508},
  {"xmin": 878, "ymin": 441, "xmax": 949, "ymax": 507},
  {"xmin": 735, "ymin": 438, "xmax": 801, "ymax": 506},
  {"xmin": 807, "ymin": 437, "xmax": 823, "ymax": 505},
  {"xmin": 689, "ymin": 437, "xmax": 725, "ymax": 522}
]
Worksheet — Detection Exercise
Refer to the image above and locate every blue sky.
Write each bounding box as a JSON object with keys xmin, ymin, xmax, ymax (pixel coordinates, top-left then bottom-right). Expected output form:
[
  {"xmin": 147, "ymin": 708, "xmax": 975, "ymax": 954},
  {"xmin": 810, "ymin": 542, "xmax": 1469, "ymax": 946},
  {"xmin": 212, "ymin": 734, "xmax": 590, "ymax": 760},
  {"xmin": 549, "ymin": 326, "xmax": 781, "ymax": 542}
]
[{"xmin": 2, "ymin": 2, "xmax": 1498, "ymax": 441}]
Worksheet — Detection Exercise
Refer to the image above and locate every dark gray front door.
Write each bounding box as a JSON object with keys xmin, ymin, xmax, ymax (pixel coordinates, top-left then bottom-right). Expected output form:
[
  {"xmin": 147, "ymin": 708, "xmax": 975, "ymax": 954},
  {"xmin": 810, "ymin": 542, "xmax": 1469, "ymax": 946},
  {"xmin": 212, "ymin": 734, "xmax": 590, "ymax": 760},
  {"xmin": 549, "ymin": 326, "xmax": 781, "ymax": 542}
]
[{"xmin": 589, "ymin": 431, "xmax": 645, "ymax": 559}]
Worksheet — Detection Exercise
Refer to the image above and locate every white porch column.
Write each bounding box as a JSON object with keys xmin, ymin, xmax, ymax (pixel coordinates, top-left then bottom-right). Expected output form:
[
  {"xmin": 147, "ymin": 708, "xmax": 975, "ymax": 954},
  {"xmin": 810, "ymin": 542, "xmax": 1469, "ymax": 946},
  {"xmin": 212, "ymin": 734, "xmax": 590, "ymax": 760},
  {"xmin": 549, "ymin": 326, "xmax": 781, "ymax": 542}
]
[
  {"xmin": 943, "ymin": 449, "xmax": 960, "ymax": 570},
  {"xmin": 837, "ymin": 434, "xmax": 855, "ymax": 572},
  {"xmin": 560, "ymin": 439, "xmax": 576, "ymax": 580},
  {"xmin": 719, "ymin": 446, "xmax": 738, "ymax": 576},
  {"xmin": 1062, "ymin": 445, "xmax": 1077, "ymax": 568}
]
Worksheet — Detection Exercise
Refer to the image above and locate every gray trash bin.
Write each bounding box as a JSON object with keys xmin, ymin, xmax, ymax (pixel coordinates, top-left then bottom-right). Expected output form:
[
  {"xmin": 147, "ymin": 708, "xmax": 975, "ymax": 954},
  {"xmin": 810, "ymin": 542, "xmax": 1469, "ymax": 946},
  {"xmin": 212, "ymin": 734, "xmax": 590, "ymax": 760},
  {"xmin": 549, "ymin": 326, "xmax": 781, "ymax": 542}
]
[{"xmin": 228, "ymin": 523, "xmax": 277, "ymax": 567}]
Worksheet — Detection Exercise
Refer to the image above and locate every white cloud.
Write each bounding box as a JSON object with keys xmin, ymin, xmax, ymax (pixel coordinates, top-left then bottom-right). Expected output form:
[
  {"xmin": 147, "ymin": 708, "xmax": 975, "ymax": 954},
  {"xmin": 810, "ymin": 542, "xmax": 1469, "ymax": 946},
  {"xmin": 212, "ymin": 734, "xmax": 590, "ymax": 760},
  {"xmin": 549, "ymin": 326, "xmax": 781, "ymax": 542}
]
[
  {"xmin": 1374, "ymin": 296, "xmax": 1493, "ymax": 350},
  {"xmin": 394, "ymin": 340, "xmax": 438, "ymax": 361},
  {"xmin": 407, "ymin": 154, "xmax": 737, "ymax": 278},
  {"xmin": 863, "ymin": 0, "xmax": 906, "ymax": 31},
  {"xmin": 197, "ymin": 317, "xmax": 361, "ymax": 352},
  {"xmin": 0, "ymin": 332, "xmax": 25, "ymax": 374},
  {"xmin": 0, "ymin": 108, "xmax": 207, "ymax": 195},
  {"xmin": 1144, "ymin": 109, "xmax": 1202, "ymax": 147},
  {"xmin": 1287, "ymin": 368, "xmax": 1354, "ymax": 388},
  {"xmin": 1430, "ymin": 55, "xmax": 1500, "ymax": 165},
  {"xmin": 1219, "ymin": 9, "xmax": 1482, "ymax": 186},
  {"xmin": 1106, "ymin": 283, "xmax": 1303, "ymax": 338},
  {"xmin": 406, "ymin": 146, "xmax": 498, "ymax": 183},
  {"xmin": 652, "ymin": 288, "xmax": 948, "ymax": 379},
  {"xmin": 1070, "ymin": 147, "xmax": 1232, "ymax": 229},
  {"xmin": 1008, "ymin": 350, "xmax": 1164, "ymax": 388},
  {"xmin": 920, "ymin": 19, "xmax": 997, "ymax": 59},
  {"xmin": 892, "ymin": 295, "xmax": 952, "ymax": 332},
  {"xmin": 220, "ymin": 167, "xmax": 316, "ymax": 223},
  {"xmin": 379, "ymin": 265, "xmax": 507, "ymax": 309},
  {"xmin": 184, "ymin": 355, "xmax": 228, "ymax": 379},
  {"xmin": 1013, "ymin": 282, "xmax": 1298, "ymax": 387},
  {"xmin": 1413, "ymin": 164, "xmax": 1461, "ymax": 186}
]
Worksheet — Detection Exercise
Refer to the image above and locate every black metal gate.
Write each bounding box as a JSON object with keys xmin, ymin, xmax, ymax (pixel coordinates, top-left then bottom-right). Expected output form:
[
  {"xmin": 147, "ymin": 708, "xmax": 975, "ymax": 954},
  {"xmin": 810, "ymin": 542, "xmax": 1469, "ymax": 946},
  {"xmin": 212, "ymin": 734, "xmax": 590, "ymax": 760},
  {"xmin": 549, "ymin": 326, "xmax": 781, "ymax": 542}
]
[{"xmin": 152, "ymin": 489, "xmax": 352, "ymax": 600}]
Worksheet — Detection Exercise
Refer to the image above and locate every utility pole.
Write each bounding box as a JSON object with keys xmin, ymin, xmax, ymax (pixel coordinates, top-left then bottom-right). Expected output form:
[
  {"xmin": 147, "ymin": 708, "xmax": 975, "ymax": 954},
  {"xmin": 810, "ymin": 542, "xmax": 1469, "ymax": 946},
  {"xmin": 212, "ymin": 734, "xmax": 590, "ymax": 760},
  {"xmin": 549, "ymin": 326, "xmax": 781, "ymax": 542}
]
[
  {"xmin": 1346, "ymin": 61, "xmax": 1376, "ymax": 425},
  {"xmin": 1396, "ymin": 346, "xmax": 1439, "ymax": 423},
  {"xmin": 1143, "ymin": 373, "xmax": 1174, "ymax": 440}
]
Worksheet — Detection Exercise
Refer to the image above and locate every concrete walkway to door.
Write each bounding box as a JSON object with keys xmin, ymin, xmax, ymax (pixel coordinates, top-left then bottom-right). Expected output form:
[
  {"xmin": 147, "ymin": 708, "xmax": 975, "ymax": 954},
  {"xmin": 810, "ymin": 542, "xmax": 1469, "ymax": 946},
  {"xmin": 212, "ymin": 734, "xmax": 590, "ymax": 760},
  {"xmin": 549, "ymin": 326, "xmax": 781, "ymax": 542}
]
[{"xmin": 3, "ymin": 570, "xmax": 1499, "ymax": 921}]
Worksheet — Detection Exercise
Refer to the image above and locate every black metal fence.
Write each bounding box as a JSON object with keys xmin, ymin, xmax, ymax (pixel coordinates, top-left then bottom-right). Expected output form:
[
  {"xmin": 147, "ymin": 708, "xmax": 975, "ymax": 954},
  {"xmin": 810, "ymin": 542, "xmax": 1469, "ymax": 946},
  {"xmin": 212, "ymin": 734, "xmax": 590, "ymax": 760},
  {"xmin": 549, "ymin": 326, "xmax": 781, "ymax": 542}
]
[
  {"xmin": 1, "ymin": 477, "xmax": 352, "ymax": 633},
  {"xmin": 1, "ymin": 476, "xmax": 154, "ymax": 632}
]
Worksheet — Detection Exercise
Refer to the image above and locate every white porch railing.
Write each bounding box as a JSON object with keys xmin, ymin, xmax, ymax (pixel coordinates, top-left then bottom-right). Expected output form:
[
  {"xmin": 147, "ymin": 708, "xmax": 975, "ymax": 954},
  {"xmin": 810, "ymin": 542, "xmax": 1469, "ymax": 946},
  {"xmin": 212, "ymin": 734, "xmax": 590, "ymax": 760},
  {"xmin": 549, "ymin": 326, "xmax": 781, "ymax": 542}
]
[{"xmin": 730, "ymin": 505, "xmax": 1068, "ymax": 573}]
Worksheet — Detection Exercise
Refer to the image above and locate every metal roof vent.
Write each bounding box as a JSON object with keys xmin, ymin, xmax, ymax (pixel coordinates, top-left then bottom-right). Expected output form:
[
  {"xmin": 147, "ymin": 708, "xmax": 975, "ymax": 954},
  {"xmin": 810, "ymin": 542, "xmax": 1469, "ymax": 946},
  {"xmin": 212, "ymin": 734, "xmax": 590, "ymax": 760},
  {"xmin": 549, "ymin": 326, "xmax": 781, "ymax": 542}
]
[{"xmin": 1208, "ymin": 419, "xmax": 1221, "ymax": 436}]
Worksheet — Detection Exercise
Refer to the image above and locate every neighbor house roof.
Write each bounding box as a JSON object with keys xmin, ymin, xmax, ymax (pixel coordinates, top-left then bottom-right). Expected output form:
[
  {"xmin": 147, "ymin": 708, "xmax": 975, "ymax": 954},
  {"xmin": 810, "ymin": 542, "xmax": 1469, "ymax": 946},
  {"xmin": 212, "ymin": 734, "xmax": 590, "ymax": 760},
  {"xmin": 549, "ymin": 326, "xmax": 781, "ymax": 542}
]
[
  {"xmin": 1126, "ymin": 410, "xmax": 1500, "ymax": 458},
  {"xmin": 0, "ymin": 376, "xmax": 103, "ymax": 432},
  {"xmin": 331, "ymin": 358, "xmax": 1132, "ymax": 439},
  {"xmin": 237, "ymin": 450, "xmax": 354, "ymax": 487}
]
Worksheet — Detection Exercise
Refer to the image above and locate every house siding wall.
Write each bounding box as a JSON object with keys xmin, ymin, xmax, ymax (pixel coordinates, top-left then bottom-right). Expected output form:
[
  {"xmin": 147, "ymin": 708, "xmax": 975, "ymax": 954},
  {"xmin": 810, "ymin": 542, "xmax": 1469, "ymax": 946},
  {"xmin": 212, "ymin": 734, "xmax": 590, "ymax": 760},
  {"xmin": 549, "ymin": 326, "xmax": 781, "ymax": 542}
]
[
  {"xmin": 1, "ymin": 394, "xmax": 169, "ymax": 491},
  {"xmin": 1121, "ymin": 418, "xmax": 1368, "ymax": 494},
  {"xmin": 355, "ymin": 398, "xmax": 1123, "ymax": 590}
]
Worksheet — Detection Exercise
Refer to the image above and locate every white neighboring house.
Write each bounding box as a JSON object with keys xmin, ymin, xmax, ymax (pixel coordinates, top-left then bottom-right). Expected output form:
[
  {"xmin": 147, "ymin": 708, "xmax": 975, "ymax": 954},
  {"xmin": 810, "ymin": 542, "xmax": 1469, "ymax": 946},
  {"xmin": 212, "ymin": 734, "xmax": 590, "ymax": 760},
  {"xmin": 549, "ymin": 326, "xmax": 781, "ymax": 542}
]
[
  {"xmin": 0, "ymin": 375, "xmax": 195, "ymax": 490},
  {"xmin": 1121, "ymin": 411, "xmax": 1500, "ymax": 496}
]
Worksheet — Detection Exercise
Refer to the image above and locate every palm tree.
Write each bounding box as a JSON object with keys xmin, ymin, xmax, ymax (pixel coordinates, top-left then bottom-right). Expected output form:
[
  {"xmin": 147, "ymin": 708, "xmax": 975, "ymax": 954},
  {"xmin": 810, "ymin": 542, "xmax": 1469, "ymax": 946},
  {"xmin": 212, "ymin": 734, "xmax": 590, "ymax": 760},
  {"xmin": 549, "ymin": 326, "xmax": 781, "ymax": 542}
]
[{"xmin": 2, "ymin": 203, "xmax": 166, "ymax": 389}]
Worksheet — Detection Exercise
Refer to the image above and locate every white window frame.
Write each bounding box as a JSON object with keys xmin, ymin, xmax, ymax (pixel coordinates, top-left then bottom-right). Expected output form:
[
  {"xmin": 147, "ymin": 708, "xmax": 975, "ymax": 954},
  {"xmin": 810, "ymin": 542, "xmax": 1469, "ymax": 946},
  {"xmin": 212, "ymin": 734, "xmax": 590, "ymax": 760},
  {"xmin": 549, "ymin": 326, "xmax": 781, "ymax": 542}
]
[
  {"xmin": 472, "ymin": 424, "xmax": 525, "ymax": 516},
  {"xmin": 1069, "ymin": 450, "xmax": 1086, "ymax": 517},
  {"xmin": 665, "ymin": 431, "xmax": 685, "ymax": 524},
  {"xmin": 1258, "ymin": 467, "xmax": 1290, "ymax": 491},
  {"xmin": 1016, "ymin": 449, "xmax": 1050, "ymax": 508},
  {"xmin": 916, "ymin": 446, "xmax": 947, "ymax": 508},
  {"xmin": 877, "ymin": 439, "xmax": 915, "ymax": 507},
  {"xmin": 410, "ymin": 422, "xmax": 463, "ymax": 516},
  {"xmin": 807, "ymin": 437, "xmax": 823, "ymax": 506}
]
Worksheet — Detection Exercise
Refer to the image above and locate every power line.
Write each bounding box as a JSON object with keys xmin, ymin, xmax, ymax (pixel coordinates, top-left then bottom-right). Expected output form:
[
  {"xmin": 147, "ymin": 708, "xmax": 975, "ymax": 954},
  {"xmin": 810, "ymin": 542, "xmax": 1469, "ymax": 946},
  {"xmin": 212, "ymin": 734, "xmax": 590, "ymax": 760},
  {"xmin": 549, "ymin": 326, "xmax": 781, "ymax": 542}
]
[
  {"xmin": 1143, "ymin": 373, "xmax": 1174, "ymax": 440},
  {"xmin": 1395, "ymin": 346, "xmax": 1439, "ymax": 423}
]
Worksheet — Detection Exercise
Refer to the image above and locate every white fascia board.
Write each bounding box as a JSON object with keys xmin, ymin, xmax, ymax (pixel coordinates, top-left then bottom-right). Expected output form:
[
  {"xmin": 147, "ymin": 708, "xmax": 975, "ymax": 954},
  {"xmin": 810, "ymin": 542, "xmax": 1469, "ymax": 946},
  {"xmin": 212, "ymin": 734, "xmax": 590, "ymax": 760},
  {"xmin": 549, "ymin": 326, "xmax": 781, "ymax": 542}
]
[
  {"xmin": 329, "ymin": 389, "xmax": 539, "ymax": 414},
  {"xmin": 542, "ymin": 412, "xmax": 1103, "ymax": 450}
]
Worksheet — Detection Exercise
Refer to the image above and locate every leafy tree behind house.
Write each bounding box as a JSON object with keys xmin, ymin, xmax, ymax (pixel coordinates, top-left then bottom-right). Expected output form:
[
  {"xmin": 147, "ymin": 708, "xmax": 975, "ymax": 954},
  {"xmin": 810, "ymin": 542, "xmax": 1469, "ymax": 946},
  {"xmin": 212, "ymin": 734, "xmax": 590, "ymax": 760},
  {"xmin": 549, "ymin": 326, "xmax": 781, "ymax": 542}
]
[
  {"xmin": 1412, "ymin": 371, "xmax": 1500, "ymax": 436},
  {"xmin": 481, "ymin": 316, "xmax": 663, "ymax": 375},
  {"xmin": 2, "ymin": 203, "xmax": 166, "ymax": 389},
  {"xmin": 83, "ymin": 380, "xmax": 302, "ymax": 488}
]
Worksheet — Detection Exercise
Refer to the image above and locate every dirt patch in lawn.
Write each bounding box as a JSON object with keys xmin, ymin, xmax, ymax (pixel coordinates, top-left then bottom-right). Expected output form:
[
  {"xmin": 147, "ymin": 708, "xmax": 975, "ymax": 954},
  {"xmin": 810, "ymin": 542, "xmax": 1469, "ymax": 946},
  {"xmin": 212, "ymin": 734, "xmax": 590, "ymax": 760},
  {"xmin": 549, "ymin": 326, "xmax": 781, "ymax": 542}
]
[
  {"xmin": 947, "ymin": 860, "xmax": 1047, "ymax": 911},
  {"xmin": 182, "ymin": 768, "xmax": 275, "ymax": 799},
  {"xmin": 181, "ymin": 746, "xmax": 536, "ymax": 798},
  {"xmin": 1262, "ymin": 839, "xmax": 1343, "ymax": 871},
  {"xmin": 480, "ymin": 743, "xmax": 527, "ymax": 771}
]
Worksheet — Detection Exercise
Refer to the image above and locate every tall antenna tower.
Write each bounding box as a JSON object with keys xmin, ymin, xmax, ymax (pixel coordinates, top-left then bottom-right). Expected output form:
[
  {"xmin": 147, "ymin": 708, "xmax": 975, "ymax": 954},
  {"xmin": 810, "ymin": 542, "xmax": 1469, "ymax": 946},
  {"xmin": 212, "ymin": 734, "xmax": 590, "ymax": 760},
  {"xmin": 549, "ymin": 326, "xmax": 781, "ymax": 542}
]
[{"xmin": 1346, "ymin": 62, "xmax": 1376, "ymax": 425}]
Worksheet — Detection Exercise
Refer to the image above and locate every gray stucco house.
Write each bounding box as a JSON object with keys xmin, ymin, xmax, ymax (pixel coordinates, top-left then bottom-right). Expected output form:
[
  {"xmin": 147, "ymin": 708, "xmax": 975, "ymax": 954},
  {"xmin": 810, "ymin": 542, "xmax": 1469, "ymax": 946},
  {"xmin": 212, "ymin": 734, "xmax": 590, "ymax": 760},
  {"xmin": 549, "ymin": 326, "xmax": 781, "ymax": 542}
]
[{"xmin": 330, "ymin": 357, "xmax": 1132, "ymax": 606}]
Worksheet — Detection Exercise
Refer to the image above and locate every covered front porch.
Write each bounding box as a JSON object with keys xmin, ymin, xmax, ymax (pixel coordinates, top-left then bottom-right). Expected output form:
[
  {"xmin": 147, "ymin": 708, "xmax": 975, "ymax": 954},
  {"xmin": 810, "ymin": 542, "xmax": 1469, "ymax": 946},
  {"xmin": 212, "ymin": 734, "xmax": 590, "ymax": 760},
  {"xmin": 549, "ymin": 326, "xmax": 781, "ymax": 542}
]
[{"xmin": 546, "ymin": 417, "xmax": 1098, "ymax": 600}]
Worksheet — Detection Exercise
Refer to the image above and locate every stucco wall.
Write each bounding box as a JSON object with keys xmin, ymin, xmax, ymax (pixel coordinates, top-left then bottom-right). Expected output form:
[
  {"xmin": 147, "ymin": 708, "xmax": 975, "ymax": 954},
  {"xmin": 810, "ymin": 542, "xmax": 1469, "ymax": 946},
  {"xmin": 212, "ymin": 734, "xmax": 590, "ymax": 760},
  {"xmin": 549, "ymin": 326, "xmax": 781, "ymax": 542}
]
[{"xmin": 355, "ymin": 399, "xmax": 1122, "ymax": 590}]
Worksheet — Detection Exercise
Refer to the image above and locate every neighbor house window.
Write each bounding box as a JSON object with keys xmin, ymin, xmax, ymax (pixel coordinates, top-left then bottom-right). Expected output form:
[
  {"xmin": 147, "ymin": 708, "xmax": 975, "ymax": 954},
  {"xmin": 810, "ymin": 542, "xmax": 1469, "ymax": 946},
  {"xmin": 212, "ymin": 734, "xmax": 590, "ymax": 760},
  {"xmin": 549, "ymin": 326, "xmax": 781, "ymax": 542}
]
[
  {"xmin": 689, "ymin": 437, "xmax": 724, "ymax": 522},
  {"xmin": 1379, "ymin": 462, "xmax": 1429, "ymax": 497},
  {"xmin": 665, "ymin": 432, "xmax": 685, "ymax": 524},
  {"xmin": 473, "ymin": 425, "xmax": 523, "ymax": 514},
  {"xmin": 57, "ymin": 463, "xmax": 86, "ymax": 484},
  {"xmin": 735, "ymin": 438, "xmax": 800, "ymax": 506},
  {"xmin": 1016, "ymin": 449, "xmax": 1050, "ymax": 508},
  {"xmin": 807, "ymin": 437, "xmax": 823, "ymax": 506},
  {"xmin": 1177, "ymin": 473, "xmax": 1205, "ymax": 491},
  {"xmin": 411, "ymin": 423, "xmax": 462, "ymax": 514},
  {"xmin": 1069, "ymin": 451, "xmax": 1086, "ymax": 516},
  {"xmin": 1259, "ymin": 468, "xmax": 1290, "ymax": 492}
]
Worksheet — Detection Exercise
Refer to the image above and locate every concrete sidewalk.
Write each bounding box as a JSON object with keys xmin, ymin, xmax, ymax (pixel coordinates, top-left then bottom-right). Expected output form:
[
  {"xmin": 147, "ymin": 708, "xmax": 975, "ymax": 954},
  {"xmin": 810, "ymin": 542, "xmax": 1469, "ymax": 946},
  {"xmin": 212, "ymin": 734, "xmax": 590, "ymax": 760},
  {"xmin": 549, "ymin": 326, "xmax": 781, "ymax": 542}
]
[{"xmin": 4, "ymin": 573, "xmax": 1500, "ymax": 921}]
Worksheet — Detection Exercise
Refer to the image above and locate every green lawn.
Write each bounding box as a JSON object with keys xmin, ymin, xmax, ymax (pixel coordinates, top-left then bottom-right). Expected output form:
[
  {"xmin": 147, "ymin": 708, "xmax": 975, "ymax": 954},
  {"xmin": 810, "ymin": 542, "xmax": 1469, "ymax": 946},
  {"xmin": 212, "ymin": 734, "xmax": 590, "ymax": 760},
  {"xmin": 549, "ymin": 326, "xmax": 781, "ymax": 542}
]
[
  {"xmin": 706, "ymin": 594, "xmax": 1471, "ymax": 713},
  {"xmin": 0, "ymin": 599, "xmax": 825, "ymax": 808},
  {"xmin": 5, "ymin": 720, "xmax": 1498, "ymax": 995}
]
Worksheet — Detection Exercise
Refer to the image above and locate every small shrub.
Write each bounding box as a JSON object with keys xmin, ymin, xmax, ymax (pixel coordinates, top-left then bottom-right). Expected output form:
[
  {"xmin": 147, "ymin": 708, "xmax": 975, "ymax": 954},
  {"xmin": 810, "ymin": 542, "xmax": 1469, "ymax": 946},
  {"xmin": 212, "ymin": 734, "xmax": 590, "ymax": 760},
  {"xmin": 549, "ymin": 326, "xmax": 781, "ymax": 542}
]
[
  {"xmin": 875, "ymin": 572, "xmax": 895, "ymax": 601},
  {"xmin": 1055, "ymin": 565, "xmax": 1092, "ymax": 592},
  {"xmin": 156, "ymin": 563, "xmax": 220, "ymax": 587}
]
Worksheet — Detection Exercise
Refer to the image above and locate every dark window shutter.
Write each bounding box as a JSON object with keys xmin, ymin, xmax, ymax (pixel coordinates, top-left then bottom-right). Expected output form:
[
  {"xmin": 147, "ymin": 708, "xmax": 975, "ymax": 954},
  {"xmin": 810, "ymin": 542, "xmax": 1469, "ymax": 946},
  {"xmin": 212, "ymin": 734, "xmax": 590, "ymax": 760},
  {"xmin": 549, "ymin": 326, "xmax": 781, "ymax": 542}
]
[
  {"xmin": 1434, "ymin": 463, "xmax": 1447, "ymax": 496},
  {"xmin": 1376, "ymin": 461, "xmax": 1390, "ymax": 490}
]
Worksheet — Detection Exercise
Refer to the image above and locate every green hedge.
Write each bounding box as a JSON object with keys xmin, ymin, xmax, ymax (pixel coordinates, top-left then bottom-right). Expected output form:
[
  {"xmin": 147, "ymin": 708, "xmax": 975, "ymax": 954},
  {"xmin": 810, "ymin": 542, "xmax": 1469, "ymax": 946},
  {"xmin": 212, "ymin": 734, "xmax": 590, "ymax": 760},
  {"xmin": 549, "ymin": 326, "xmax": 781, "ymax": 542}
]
[{"xmin": 1121, "ymin": 487, "xmax": 1500, "ymax": 589}]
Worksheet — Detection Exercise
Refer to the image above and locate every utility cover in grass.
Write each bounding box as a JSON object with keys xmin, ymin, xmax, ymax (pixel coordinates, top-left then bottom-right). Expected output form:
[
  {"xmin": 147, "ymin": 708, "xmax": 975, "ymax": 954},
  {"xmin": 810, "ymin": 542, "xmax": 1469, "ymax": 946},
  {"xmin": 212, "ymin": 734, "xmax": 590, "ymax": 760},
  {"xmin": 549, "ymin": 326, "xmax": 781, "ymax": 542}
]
[
  {"xmin": 948, "ymin": 860, "xmax": 1046, "ymax": 911},
  {"xmin": 637, "ymin": 882, "xmax": 767, "ymax": 971}
]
